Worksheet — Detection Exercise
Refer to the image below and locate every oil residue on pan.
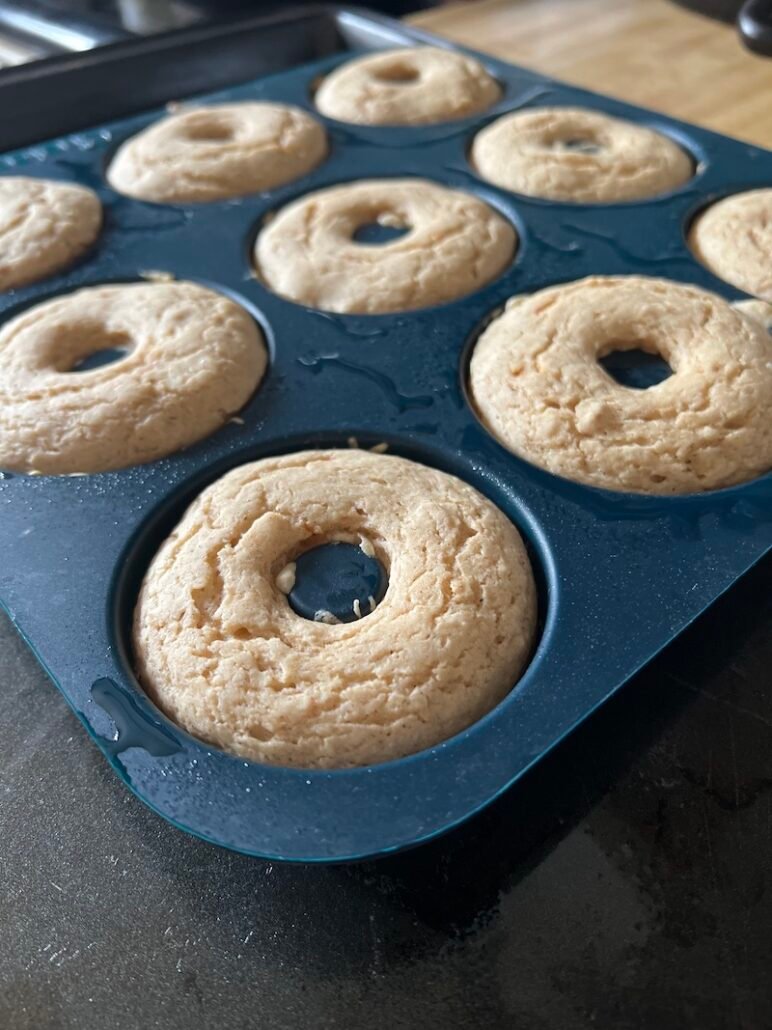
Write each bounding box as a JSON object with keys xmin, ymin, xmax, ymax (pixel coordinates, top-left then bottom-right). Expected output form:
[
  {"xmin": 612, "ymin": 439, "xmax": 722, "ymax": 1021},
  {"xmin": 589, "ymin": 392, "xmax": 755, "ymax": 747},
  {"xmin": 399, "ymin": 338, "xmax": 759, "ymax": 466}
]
[{"xmin": 0, "ymin": 10, "xmax": 771, "ymax": 862}]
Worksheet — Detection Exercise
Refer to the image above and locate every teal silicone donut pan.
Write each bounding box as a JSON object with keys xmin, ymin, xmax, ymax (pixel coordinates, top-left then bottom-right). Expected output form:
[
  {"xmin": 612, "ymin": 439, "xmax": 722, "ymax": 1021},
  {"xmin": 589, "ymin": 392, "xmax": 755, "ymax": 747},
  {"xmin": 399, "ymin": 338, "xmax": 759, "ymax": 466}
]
[{"xmin": 1, "ymin": 6, "xmax": 770, "ymax": 862}]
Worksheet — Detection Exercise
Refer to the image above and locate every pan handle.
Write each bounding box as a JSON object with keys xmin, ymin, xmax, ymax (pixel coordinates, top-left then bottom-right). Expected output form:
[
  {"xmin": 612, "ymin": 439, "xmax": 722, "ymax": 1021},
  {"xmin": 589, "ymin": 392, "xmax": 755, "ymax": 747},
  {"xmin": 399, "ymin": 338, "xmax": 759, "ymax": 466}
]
[{"xmin": 738, "ymin": 0, "xmax": 772, "ymax": 54}]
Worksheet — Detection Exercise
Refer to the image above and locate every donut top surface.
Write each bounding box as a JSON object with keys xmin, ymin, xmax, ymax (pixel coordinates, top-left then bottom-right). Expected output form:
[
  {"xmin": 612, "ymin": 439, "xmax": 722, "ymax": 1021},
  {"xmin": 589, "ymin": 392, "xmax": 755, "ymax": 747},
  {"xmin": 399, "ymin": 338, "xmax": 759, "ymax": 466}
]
[
  {"xmin": 133, "ymin": 449, "xmax": 537, "ymax": 769},
  {"xmin": 0, "ymin": 281, "xmax": 266, "ymax": 474},
  {"xmin": 0, "ymin": 176, "xmax": 102, "ymax": 291},
  {"xmin": 315, "ymin": 46, "xmax": 501, "ymax": 125},
  {"xmin": 254, "ymin": 177, "xmax": 516, "ymax": 314},
  {"xmin": 107, "ymin": 101, "xmax": 328, "ymax": 203},
  {"xmin": 471, "ymin": 106, "xmax": 693, "ymax": 203},
  {"xmin": 734, "ymin": 298, "xmax": 772, "ymax": 336},
  {"xmin": 469, "ymin": 275, "xmax": 772, "ymax": 494},
  {"xmin": 689, "ymin": 189, "xmax": 772, "ymax": 303}
]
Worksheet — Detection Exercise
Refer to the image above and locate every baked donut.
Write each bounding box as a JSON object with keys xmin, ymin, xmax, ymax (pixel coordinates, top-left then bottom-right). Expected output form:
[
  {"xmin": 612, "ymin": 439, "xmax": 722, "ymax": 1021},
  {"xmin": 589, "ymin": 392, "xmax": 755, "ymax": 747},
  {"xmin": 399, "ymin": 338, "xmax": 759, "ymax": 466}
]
[
  {"xmin": 107, "ymin": 102, "xmax": 327, "ymax": 203},
  {"xmin": 315, "ymin": 46, "xmax": 500, "ymax": 126},
  {"xmin": 469, "ymin": 276, "xmax": 772, "ymax": 494},
  {"xmin": 0, "ymin": 281, "xmax": 266, "ymax": 474},
  {"xmin": 133, "ymin": 449, "xmax": 537, "ymax": 769},
  {"xmin": 254, "ymin": 178, "xmax": 516, "ymax": 314},
  {"xmin": 0, "ymin": 177, "xmax": 101, "ymax": 291},
  {"xmin": 471, "ymin": 107, "xmax": 693, "ymax": 203},
  {"xmin": 689, "ymin": 189, "xmax": 772, "ymax": 302}
]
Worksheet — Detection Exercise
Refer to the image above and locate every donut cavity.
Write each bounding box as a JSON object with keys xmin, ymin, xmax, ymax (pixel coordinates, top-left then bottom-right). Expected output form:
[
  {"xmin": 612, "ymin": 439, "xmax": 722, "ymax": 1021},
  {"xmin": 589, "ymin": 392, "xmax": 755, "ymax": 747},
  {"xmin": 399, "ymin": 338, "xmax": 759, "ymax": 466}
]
[
  {"xmin": 598, "ymin": 346, "xmax": 673, "ymax": 390},
  {"xmin": 285, "ymin": 540, "xmax": 388, "ymax": 624},
  {"xmin": 371, "ymin": 61, "xmax": 420, "ymax": 84},
  {"xmin": 69, "ymin": 330, "xmax": 134, "ymax": 374},
  {"xmin": 179, "ymin": 114, "xmax": 236, "ymax": 143}
]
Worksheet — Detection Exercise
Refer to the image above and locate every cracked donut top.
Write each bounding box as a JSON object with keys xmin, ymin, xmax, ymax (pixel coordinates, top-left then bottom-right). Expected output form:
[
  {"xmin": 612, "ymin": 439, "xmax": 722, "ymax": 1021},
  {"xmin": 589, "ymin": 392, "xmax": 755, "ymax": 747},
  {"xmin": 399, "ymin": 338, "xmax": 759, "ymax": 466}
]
[
  {"xmin": 689, "ymin": 189, "xmax": 772, "ymax": 303},
  {"xmin": 471, "ymin": 107, "xmax": 693, "ymax": 203},
  {"xmin": 107, "ymin": 102, "xmax": 328, "ymax": 203},
  {"xmin": 0, "ymin": 281, "xmax": 266, "ymax": 474},
  {"xmin": 254, "ymin": 178, "xmax": 516, "ymax": 314},
  {"xmin": 133, "ymin": 449, "xmax": 537, "ymax": 768},
  {"xmin": 315, "ymin": 46, "xmax": 501, "ymax": 126},
  {"xmin": 0, "ymin": 177, "xmax": 101, "ymax": 291},
  {"xmin": 469, "ymin": 275, "xmax": 772, "ymax": 494}
]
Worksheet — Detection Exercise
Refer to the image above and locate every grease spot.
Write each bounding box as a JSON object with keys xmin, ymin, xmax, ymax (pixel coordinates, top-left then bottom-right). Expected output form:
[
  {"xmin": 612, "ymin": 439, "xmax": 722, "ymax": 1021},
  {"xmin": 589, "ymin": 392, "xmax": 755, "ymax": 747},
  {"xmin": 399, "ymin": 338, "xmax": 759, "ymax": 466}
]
[
  {"xmin": 298, "ymin": 353, "xmax": 433, "ymax": 412},
  {"xmin": 91, "ymin": 677, "xmax": 180, "ymax": 757}
]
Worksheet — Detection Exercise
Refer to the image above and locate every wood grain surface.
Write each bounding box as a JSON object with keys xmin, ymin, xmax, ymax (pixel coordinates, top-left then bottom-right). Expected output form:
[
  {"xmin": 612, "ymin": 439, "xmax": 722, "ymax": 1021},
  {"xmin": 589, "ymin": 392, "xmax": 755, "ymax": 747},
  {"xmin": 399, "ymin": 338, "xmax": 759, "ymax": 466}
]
[{"xmin": 411, "ymin": 0, "xmax": 772, "ymax": 147}]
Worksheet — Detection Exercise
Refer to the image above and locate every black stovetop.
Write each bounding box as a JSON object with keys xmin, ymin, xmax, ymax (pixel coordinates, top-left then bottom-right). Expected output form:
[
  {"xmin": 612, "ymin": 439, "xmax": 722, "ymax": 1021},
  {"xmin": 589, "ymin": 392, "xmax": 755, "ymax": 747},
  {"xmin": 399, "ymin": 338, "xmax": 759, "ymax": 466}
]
[{"xmin": 3, "ymin": 553, "xmax": 770, "ymax": 1030}]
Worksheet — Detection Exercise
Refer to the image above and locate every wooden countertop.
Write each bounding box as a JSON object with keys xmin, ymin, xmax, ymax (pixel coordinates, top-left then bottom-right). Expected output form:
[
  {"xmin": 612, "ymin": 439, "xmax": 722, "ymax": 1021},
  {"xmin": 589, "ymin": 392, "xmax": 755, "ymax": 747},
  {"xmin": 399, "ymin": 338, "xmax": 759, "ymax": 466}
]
[{"xmin": 410, "ymin": 0, "xmax": 772, "ymax": 147}]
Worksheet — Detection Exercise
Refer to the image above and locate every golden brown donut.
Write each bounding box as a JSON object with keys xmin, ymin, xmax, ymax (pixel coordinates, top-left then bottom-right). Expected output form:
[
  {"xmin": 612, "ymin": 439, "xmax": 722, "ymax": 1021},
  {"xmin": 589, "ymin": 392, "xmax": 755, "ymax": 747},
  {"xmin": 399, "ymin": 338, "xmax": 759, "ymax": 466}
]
[
  {"xmin": 0, "ymin": 177, "xmax": 101, "ymax": 291},
  {"xmin": 0, "ymin": 281, "xmax": 266, "ymax": 474},
  {"xmin": 315, "ymin": 46, "xmax": 500, "ymax": 126},
  {"xmin": 133, "ymin": 449, "xmax": 537, "ymax": 768},
  {"xmin": 254, "ymin": 178, "xmax": 515, "ymax": 314},
  {"xmin": 469, "ymin": 276, "xmax": 772, "ymax": 494},
  {"xmin": 107, "ymin": 102, "xmax": 327, "ymax": 203},
  {"xmin": 471, "ymin": 107, "xmax": 693, "ymax": 202},
  {"xmin": 689, "ymin": 189, "xmax": 772, "ymax": 302}
]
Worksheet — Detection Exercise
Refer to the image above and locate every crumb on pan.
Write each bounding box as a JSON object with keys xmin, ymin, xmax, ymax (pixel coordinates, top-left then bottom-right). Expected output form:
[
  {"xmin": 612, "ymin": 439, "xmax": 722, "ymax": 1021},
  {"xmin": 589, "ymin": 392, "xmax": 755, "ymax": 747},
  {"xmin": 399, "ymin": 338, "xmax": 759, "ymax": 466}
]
[
  {"xmin": 276, "ymin": 562, "xmax": 296, "ymax": 594},
  {"xmin": 139, "ymin": 270, "xmax": 175, "ymax": 283}
]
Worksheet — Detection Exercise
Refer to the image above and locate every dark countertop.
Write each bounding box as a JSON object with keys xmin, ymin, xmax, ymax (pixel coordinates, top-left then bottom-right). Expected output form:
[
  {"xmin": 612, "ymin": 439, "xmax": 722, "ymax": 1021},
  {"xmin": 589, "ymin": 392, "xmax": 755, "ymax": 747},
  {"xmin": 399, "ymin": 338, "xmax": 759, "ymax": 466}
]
[{"xmin": 2, "ymin": 554, "xmax": 771, "ymax": 1030}]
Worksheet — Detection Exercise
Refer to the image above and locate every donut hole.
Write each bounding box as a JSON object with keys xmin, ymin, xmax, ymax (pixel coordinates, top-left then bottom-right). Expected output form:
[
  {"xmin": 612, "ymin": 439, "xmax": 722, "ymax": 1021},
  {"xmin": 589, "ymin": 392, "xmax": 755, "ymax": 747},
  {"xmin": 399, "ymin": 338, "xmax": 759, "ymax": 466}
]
[
  {"xmin": 371, "ymin": 62, "xmax": 420, "ymax": 84},
  {"xmin": 559, "ymin": 137, "xmax": 602, "ymax": 154},
  {"xmin": 71, "ymin": 342, "xmax": 132, "ymax": 373},
  {"xmin": 353, "ymin": 221, "xmax": 410, "ymax": 246},
  {"xmin": 540, "ymin": 126, "xmax": 605, "ymax": 155},
  {"xmin": 599, "ymin": 343, "xmax": 673, "ymax": 390},
  {"xmin": 531, "ymin": 119, "xmax": 607, "ymax": 155},
  {"xmin": 282, "ymin": 541, "xmax": 387, "ymax": 625},
  {"xmin": 49, "ymin": 327, "xmax": 134, "ymax": 374},
  {"xmin": 180, "ymin": 116, "xmax": 235, "ymax": 143},
  {"xmin": 351, "ymin": 207, "xmax": 411, "ymax": 246}
]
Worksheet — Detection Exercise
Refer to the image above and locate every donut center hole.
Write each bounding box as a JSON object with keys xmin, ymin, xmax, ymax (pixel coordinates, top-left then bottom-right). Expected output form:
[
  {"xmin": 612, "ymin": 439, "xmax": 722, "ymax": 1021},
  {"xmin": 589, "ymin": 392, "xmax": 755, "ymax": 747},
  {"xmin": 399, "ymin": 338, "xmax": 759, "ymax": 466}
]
[
  {"xmin": 64, "ymin": 330, "xmax": 133, "ymax": 373},
  {"xmin": 181, "ymin": 117, "xmax": 234, "ymax": 143},
  {"xmin": 353, "ymin": 216, "xmax": 410, "ymax": 245},
  {"xmin": 283, "ymin": 541, "xmax": 387, "ymax": 624},
  {"xmin": 557, "ymin": 136, "xmax": 602, "ymax": 154},
  {"xmin": 372, "ymin": 62, "xmax": 420, "ymax": 84},
  {"xmin": 599, "ymin": 345, "xmax": 673, "ymax": 390}
]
